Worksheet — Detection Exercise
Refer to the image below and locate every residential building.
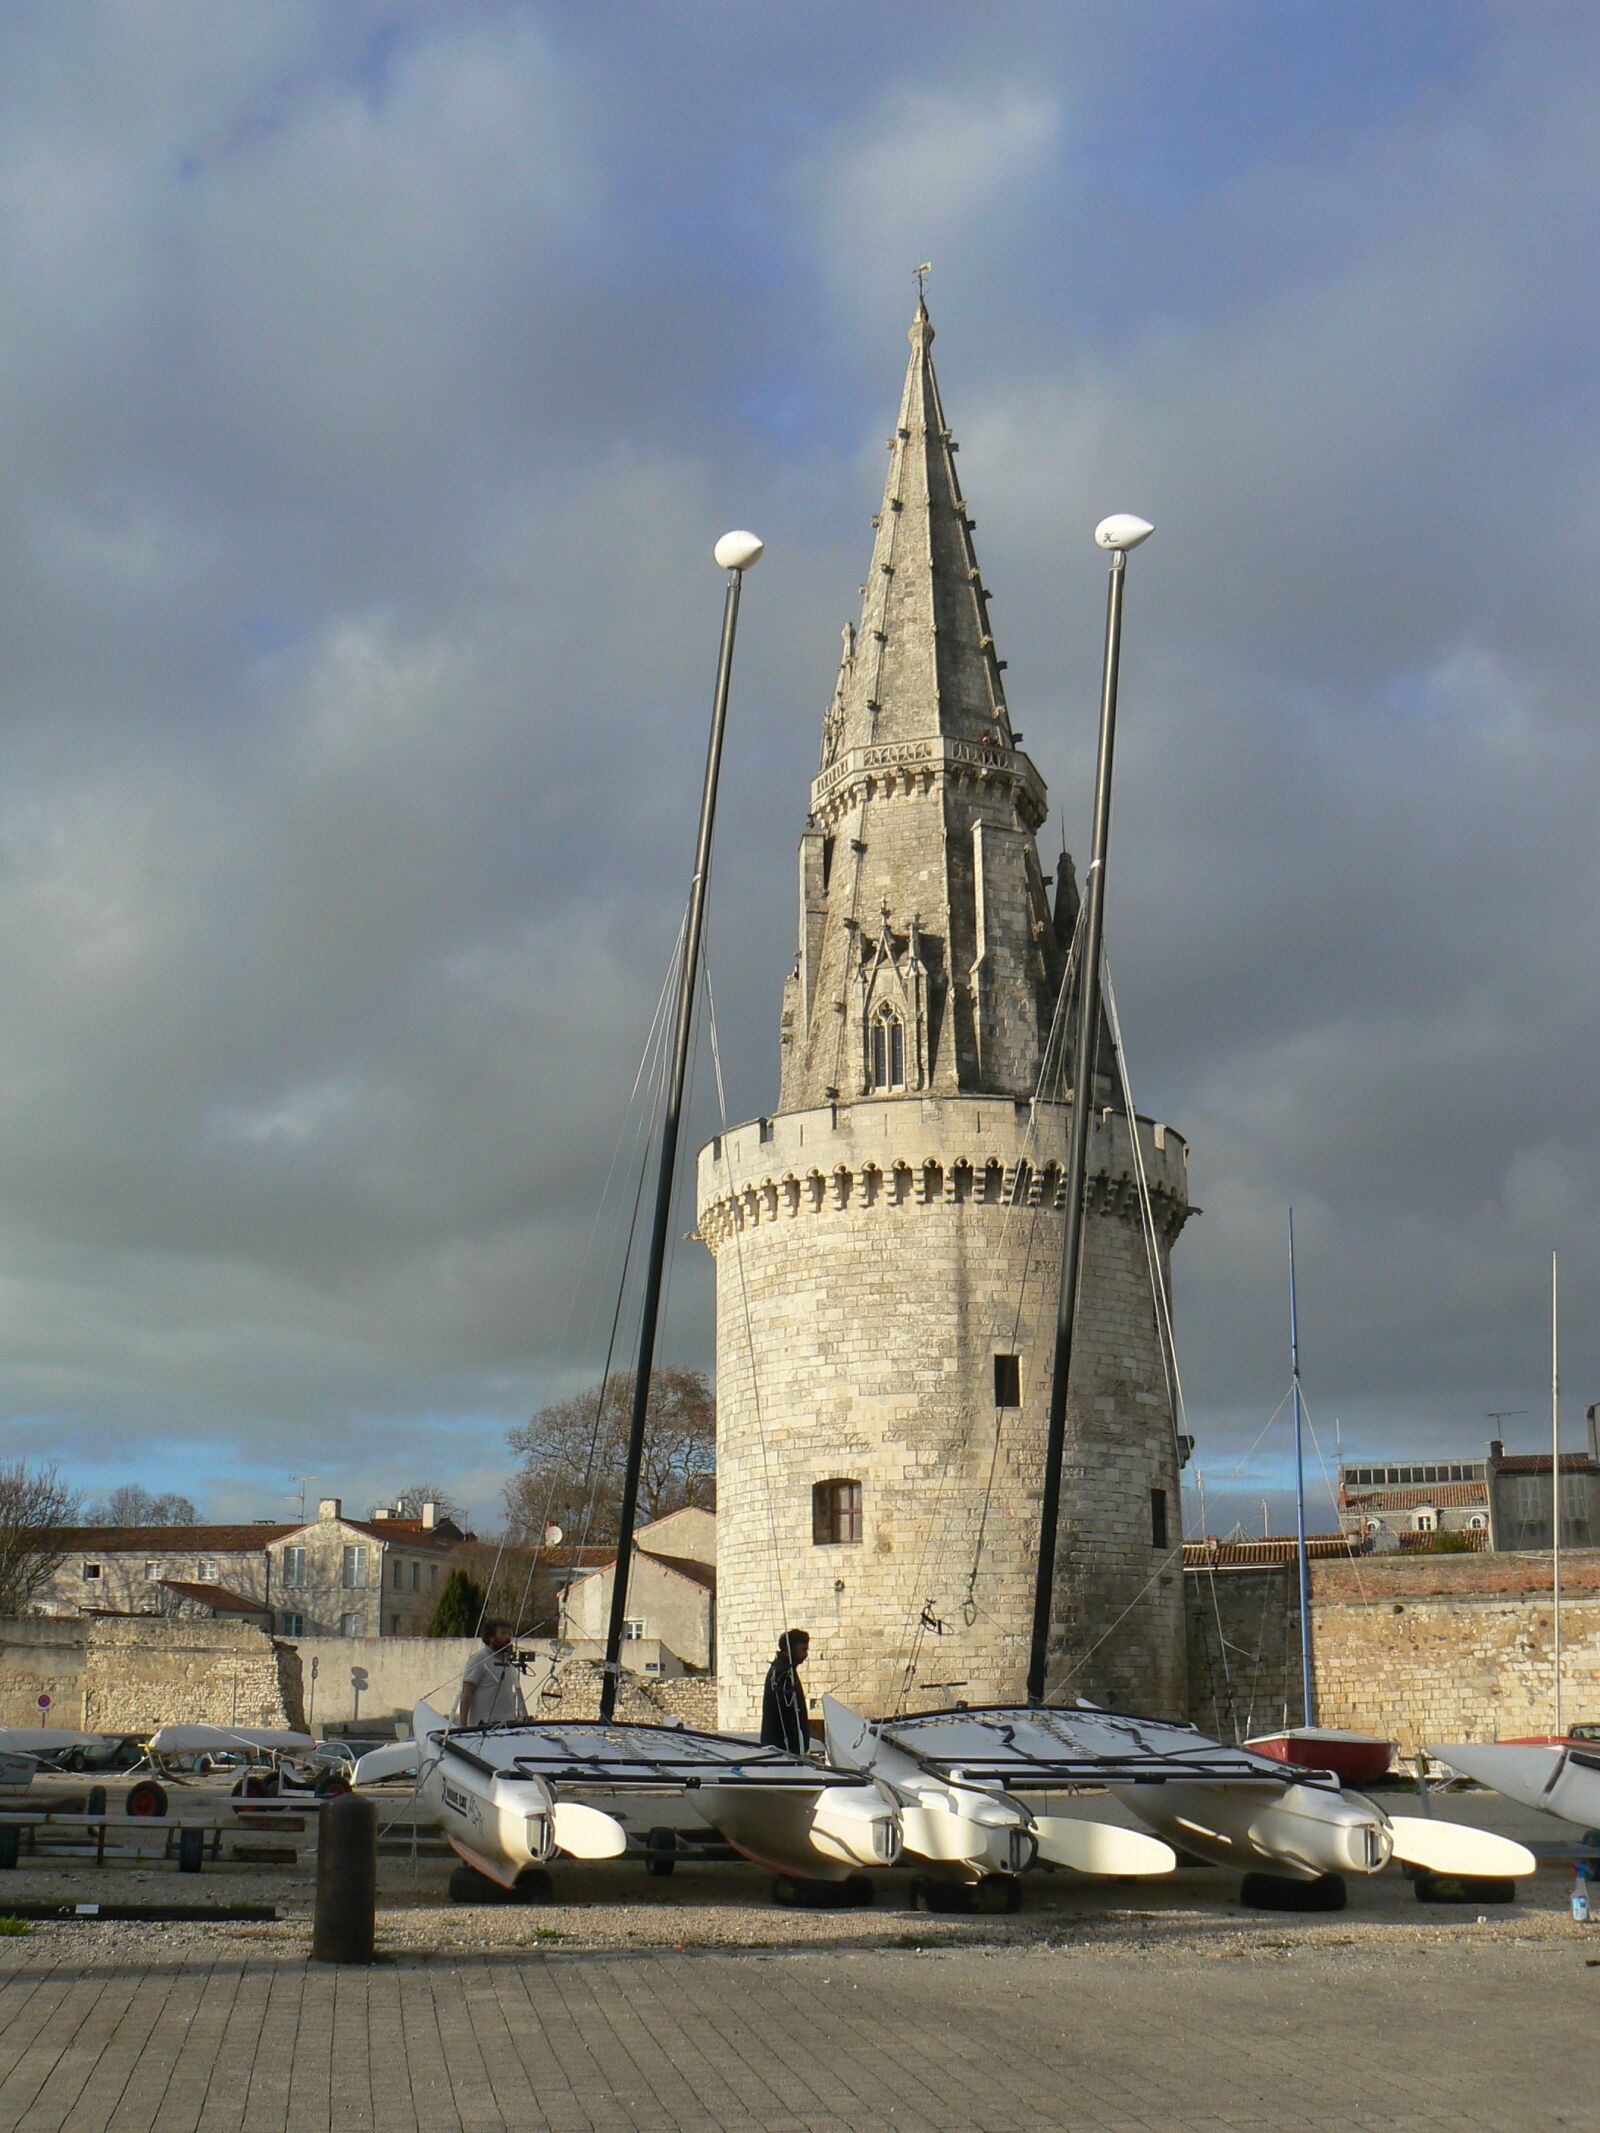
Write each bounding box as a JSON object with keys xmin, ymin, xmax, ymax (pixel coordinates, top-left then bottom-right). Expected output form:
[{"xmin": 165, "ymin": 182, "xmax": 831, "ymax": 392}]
[
  {"xmin": 267, "ymin": 1498, "xmax": 457, "ymax": 1638},
  {"xmin": 1338, "ymin": 1460, "xmax": 1491, "ymax": 1547},
  {"xmin": 30, "ymin": 1524, "xmax": 292, "ymax": 1619},
  {"xmin": 559, "ymin": 1508, "xmax": 717, "ymax": 1671}
]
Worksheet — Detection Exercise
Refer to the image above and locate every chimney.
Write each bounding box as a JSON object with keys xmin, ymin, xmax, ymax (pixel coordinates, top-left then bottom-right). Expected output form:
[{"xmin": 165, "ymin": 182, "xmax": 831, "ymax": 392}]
[
  {"xmin": 318, "ymin": 1497, "xmax": 341, "ymax": 1522},
  {"xmin": 1588, "ymin": 1402, "xmax": 1599, "ymax": 1468},
  {"xmin": 422, "ymin": 1502, "xmax": 438, "ymax": 1530},
  {"xmin": 1488, "ymin": 1440, "xmax": 1503, "ymax": 1464}
]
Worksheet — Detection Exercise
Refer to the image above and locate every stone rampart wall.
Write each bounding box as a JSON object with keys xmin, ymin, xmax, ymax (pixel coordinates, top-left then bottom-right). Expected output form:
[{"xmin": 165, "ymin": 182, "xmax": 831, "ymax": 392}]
[
  {"xmin": 80, "ymin": 1619, "xmax": 296, "ymax": 1735},
  {"xmin": 1185, "ymin": 1550, "xmax": 1600, "ymax": 1752},
  {"xmin": 0, "ymin": 1618, "xmax": 88, "ymax": 1727}
]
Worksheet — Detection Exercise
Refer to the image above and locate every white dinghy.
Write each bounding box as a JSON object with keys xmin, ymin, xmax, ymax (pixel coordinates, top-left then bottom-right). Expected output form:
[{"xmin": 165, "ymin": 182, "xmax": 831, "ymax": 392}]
[
  {"xmin": 359, "ymin": 1698, "xmax": 900, "ymax": 1892},
  {"xmin": 1428, "ymin": 1739, "xmax": 1600, "ymax": 1836},
  {"xmin": 825, "ymin": 1697, "xmax": 1534, "ymax": 1896}
]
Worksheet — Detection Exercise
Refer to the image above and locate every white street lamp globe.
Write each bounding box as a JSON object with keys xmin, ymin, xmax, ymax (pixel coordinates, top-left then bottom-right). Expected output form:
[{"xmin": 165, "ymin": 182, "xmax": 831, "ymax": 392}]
[
  {"xmin": 1093, "ymin": 514, "xmax": 1155, "ymax": 552},
  {"xmin": 713, "ymin": 530, "xmax": 765, "ymax": 571}
]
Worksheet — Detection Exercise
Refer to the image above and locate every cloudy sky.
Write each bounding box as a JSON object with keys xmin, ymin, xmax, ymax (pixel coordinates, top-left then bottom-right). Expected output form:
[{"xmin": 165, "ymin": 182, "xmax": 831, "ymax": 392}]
[{"xmin": 0, "ymin": 2, "xmax": 1595, "ymax": 1536}]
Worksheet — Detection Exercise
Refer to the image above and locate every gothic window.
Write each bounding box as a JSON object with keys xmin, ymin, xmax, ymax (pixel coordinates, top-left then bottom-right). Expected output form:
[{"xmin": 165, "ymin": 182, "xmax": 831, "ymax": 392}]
[
  {"xmin": 993, "ymin": 1355, "xmax": 1021, "ymax": 1408},
  {"xmin": 813, "ymin": 1478, "xmax": 863, "ymax": 1545},
  {"xmin": 868, "ymin": 1003, "xmax": 906, "ymax": 1091},
  {"xmin": 1150, "ymin": 1488, "xmax": 1169, "ymax": 1550}
]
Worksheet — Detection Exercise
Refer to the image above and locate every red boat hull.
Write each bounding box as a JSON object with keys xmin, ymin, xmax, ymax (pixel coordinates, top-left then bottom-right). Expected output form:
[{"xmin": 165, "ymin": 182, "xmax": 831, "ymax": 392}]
[{"xmin": 1244, "ymin": 1729, "xmax": 1396, "ymax": 1786}]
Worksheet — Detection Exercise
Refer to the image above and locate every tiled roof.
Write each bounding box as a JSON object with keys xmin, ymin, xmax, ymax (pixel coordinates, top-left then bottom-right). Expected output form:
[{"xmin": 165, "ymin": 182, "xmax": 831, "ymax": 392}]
[
  {"xmin": 42, "ymin": 1524, "xmax": 294, "ymax": 1553},
  {"xmin": 1494, "ymin": 1453, "xmax": 1600, "ymax": 1476},
  {"xmin": 158, "ymin": 1579, "xmax": 270, "ymax": 1616},
  {"xmin": 1183, "ymin": 1536, "xmax": 1360, "ymax": 1569},
  {"xmin": 1343, "ymin": 1482, "xmax": 1489, "ymax": 1511}
]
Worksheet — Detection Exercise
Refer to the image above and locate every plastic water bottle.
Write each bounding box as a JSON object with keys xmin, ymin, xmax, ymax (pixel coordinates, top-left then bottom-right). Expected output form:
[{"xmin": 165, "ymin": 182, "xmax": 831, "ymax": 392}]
[{"xmin": 1572, "ymin": 1864, "xmax": 1590, "ymax": 1924}]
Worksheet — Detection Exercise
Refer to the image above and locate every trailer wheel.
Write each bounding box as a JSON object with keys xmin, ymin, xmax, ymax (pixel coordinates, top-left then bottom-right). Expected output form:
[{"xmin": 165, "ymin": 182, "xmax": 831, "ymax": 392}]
[
  {"xmin": 313, "ymin": 1775, "xmax": 352, "ymax": 1801},
  {"xmin": 125, "ymin": 1781, "xmax": 169, "ymax": 1818},
  {"xmin": 448, "ymin": 1864, "xmax": 514, "ymax": 1905},
  {"xmin": 971, "ymin": 1873, "xmax": 1023, "ymax": 1915},
  {"xmin": 643, "ymin": 1827, "xmax": 677, "ymax": 1877},
  {"xmin": 1240, "ymin": 1870, "xmax": 1346, "ymax": 1911},
  {"xmin": 86, "ymin": 1785, "xmax": 108, "ymax": 1818},
  {"xmin": 1412, "ymin": 1871, "xmax": 1515, "ymax": 1905}
]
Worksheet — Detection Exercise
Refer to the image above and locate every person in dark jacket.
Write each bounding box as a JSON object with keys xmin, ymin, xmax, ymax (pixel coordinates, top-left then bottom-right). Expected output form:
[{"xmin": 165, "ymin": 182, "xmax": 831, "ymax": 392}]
[{"xmin": 760, "ymin": 1628, "xmax": 811, "ymax": 1755}]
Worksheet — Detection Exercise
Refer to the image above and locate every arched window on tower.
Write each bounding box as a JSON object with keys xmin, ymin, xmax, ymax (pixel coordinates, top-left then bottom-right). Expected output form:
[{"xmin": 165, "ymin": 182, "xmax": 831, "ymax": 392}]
[
  {"xmin": 868, "ymin": 1003, "xmax": 906, "ymax": 1092},
  {"xmin": 812, "ymin": 1478, "xmax": 863, "ymax": 1545}
]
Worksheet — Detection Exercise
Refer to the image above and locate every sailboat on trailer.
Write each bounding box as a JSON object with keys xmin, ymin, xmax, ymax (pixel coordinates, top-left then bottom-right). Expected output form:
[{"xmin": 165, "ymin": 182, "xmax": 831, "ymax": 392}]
[
  {"xmin": 355, "ymin": 532, "xmax": 901, "ymax": 1895},
  {"xmin": 824, "ymin": 515, "xmax": 1533, "ymax": 1907}
]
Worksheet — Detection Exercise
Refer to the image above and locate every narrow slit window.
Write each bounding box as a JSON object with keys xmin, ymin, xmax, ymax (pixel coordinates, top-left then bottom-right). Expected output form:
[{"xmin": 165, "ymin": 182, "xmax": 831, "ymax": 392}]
[
  {"xmin": 1150, "ymin": 1487, "xmax": 1168, "ymax": 1550},
  {"xmin": 993, "ymin": 1354, "xmax": 1021, "ymax": 1408},
  {"xmin": 813, "ymin": 1478, "xmax": 863, "ymax": 1545}
]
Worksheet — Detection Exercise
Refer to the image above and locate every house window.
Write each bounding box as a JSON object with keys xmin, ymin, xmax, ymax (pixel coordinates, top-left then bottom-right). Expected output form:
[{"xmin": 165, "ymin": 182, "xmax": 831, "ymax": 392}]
[
  {"xmin": 994, "ymin": 1354, "xmax": 1021, "ymax": 1408},
  {"xmin": 342, "ymin": 1545, "xmax": 367, "ymax": 1589},
  {"xmin": 282, "ymin": 1545, "xmax": 306, "ymax": 1588},
  {"xmin": 197, "ymin": 1559, "xmax": 219, "ymax": 1582},
  {"xmin": 389, "ymin": 1613, "xmax": 400, "ymax": 1634},
  {"xmin": 392, "ymin": 1558, "xmax": 404, "ymax": 1589},
  {"xmin": 82, "ymin": 1562, "xmax": 102, "ymax": 1582},
  {"xmin": 412, "ymin": 1561, "xmax": 421, "ymax": 1591},
  {"xmin": 1415, "ymin": 1509, "xmax": 1437, "ymax": 1533},
  {"xmin": 430, "ymin": 1563, "xmax": 439, "ymax": 1587},
  {"xmin": 340, "ymin": 1611, "xmax": 363, "ymax": 1638},
  {"xmin": 1151, "ymin": 1488, "xmax": 1168, "ymax": 1550},
  {"xmin": 1468, "ymin": 1513, "xmax": 1487, "ymax": 1530},
  {"xmin": 281, "ymin": 1611, "xmax": 304, "ymax": 1637},
  {"xmin": 813, "ymin": 1478, "xmax": 863, "ymax": 1546},
  {"xmin": 144, "ymin": 1562, "xmax": 163, "ymax": 1582},
  {"xmin": 868, "ymin": 1004, "xmax": 906, "ymax": 1091},
  {"xmin": 622, "ymin": 1619, "xmax": 647, "ymax": 1641}
]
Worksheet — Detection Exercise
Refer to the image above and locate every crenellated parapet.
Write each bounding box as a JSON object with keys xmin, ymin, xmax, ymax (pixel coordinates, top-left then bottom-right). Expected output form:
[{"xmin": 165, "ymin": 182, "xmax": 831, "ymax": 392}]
[{"xmin": 696, "ymin": 1097, "xmax": 1189, "ymax": 1253}]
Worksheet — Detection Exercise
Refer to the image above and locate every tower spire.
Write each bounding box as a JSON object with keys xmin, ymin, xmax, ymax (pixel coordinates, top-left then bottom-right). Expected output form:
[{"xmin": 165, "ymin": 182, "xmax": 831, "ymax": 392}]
[{"xmin": 779, "ymin": 302, "xmax": 1065, "ymax": 1109}]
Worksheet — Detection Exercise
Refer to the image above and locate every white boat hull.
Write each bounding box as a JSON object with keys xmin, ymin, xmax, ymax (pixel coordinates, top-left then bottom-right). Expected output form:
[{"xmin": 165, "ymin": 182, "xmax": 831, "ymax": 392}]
[
  {"xmin": 1430, "ymin": 1741, "xmax": 1600, "ymax": 1832},
  {"xmin": 1116, "ymin": 1778, "xmax": 1394, "ymax": 1882}
]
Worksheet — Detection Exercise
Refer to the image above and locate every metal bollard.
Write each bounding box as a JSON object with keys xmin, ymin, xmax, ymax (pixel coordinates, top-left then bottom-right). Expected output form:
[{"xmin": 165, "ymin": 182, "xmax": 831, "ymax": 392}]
[{"xmin": 309, "ymin": 1791, "xmax": 377, "ymax": 1964}]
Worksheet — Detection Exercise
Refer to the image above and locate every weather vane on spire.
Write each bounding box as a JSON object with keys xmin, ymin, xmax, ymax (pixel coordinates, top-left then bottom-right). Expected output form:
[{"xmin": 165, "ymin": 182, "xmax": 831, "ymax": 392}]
[{"xmin": 915, "ymin": 261, "xmax": 932, "ymax": 305}]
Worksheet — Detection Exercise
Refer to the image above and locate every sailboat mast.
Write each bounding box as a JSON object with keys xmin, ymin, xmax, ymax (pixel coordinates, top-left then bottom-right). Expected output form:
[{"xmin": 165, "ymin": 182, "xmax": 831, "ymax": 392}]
[
  {"xmin": 1553, "ymin": 1250, "xmax": 1561, "ymax": 1741},
  {"xmin": 598, "ymin": 536, "xmax": 762, "ymax": 1725},
  {"xmin": 1026, "ymin": 516, "xmax": 1153, "ymax": 1707},
  {"xmin": 1288, "ymin": 1207, "xmax": 1314, "ymax": 1727}
]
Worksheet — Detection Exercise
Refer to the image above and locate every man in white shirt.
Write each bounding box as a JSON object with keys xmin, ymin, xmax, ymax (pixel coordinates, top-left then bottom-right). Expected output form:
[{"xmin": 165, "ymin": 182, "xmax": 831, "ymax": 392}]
[{"xmin": 457, "ymin": 1619, "xmax": 527, "ymax": 1728}]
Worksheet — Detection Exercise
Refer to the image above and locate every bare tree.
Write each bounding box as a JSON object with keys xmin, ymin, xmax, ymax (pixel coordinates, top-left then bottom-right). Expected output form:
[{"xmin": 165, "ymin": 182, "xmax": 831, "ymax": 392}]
[
  {"xmin": 83, "ymin": 1485, "xmax": 198, "ymax": 1527},
  {"xmin": 505, "ymin": 1369, "xmax": 714, "ymax": 1546},
  {"xmin": 0, "ymin": 1462, "xmax": 82, "ymax": 1616}
]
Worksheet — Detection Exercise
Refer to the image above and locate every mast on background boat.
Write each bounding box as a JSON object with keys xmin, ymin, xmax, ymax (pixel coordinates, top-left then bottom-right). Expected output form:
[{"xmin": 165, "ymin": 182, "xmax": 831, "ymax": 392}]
[
  {"xmin": 1553, "ymin": 1249, "xmax": 1562, "ymax": 1741},
  {"xmin": 598, "ymin": 530, "xmax": 764, "ymax": 1725},
  {"xmin": 1288, "ymin": 1207, "xmax": 1314, "ymax": 1728},
  {"xmin": 1026, "ymin": 514, "xmax": 1154, "ymax": 1708}
]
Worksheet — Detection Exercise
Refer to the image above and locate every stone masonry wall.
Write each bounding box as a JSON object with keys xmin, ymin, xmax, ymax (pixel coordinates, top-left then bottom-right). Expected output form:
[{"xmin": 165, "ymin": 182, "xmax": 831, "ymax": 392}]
[
  {"xmin": 701, "ymin": 1095, "xmax": 1189, "ymax": 1729},
  {"xmin": 0, "ymin": 1618, "xmax": 88, "ymax": 1726},
  {"xmin": 80, "ymin": 1619, "xmax": 296, "ymax": 1735},
  {"xmin": 1186, "ymin": 1551, "xmax": 1600, "ymax": 1753}
]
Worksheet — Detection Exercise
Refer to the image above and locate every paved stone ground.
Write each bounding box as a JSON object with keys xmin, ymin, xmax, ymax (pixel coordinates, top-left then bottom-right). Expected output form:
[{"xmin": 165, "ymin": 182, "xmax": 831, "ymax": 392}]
[
  {"xmin": 1, "ymin": 1781, "xmax": 1596, "ymax": 2129},
  {"xmin": 0, "ymin": 1918, "xmax": 1595, "ymax": 2132}
]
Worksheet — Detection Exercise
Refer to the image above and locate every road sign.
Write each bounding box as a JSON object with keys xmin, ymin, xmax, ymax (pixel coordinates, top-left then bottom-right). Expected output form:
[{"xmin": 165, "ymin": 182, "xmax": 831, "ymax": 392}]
[{"xmin": 36, "ymin": 1694, "xmax": 51, "ymax": 1711}]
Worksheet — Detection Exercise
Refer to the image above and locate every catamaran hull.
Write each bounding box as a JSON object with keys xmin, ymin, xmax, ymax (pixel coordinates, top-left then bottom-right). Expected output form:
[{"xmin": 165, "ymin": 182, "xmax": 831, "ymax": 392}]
[
  {"xmin": 1114, "ymin": 1779, "xmax": 1394, "ymax": 1882},
  {"xmin": 1430, "ymin": 1741, "xmax": 1600, "ymax": 1831},
  {"xmin": 706, "ymin": 1782, "xmax": 901, "ymax": 1879}
]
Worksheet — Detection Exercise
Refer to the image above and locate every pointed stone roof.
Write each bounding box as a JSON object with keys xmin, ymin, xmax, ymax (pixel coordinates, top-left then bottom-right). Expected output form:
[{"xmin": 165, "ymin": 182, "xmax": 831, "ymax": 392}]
[
  {"xmin": 821, "ymin": 303, "xmax": 1015, "ymax": 765},
  {"xmin": 778, "ymin": 303, "xmax": 1069, "ymax": 1111}
]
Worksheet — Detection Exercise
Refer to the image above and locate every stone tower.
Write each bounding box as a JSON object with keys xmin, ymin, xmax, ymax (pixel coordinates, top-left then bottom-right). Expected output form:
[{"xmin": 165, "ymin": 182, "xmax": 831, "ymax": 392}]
[{"xmin": 696, "ymin": 303, "xmax": 1191, "ymax": 1727}]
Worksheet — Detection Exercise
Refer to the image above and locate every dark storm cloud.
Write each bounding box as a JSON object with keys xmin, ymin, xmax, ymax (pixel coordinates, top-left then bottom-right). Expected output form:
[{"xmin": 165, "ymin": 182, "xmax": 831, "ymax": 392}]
[{"xmin": 0, "ymin": 3, "xmax": 1594, "ymax": 1531}]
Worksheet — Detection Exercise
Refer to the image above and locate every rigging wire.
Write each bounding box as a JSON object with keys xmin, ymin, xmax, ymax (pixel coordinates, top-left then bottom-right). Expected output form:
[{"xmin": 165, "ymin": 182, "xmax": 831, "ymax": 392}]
[
  {"xmin": 1101, "ymin": 954, "xmax": 1234, "ymax": 1720},
  {"xmin": 703, "ymin": 954, "xmax": 790, "ymax": 1645}
]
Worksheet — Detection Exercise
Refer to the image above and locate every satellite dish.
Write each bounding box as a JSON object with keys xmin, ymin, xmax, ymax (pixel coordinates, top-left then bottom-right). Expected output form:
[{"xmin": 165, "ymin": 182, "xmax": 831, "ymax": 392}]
[{"xmin": 544, "ymin": 1524, "xmax": 564, "ymax": 1547}]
